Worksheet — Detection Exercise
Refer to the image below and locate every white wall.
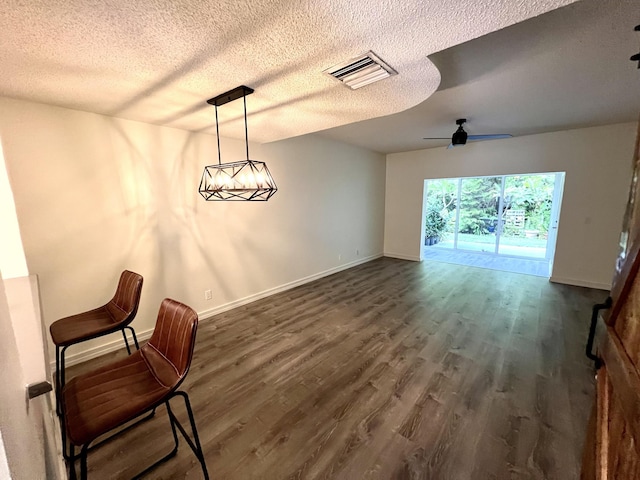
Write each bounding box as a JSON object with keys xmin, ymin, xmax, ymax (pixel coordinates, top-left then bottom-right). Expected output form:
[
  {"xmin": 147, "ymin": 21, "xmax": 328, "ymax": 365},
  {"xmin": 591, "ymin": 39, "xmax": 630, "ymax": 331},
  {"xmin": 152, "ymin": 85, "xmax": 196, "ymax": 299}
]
[
  {"xmin": 385, "ymin": 122, "xmax": 637, "ymax": 289},
  {"xmin": 0, "ymin": 273, "xmax": 64, "ymax": 480},
  {"xmin": 0, "ymin": 141, "xmax": 28, "ymax": 280},
  {"xmin": 0, "ymin": 120, "xmax": 63, "ymax": 479},
  {"xmin": 0, "ymin": 96, "xmax": 386, "ymax": 364},
  {"xmin": 0, "ymin": 273, "xmax": 43, "ymax": 479}
]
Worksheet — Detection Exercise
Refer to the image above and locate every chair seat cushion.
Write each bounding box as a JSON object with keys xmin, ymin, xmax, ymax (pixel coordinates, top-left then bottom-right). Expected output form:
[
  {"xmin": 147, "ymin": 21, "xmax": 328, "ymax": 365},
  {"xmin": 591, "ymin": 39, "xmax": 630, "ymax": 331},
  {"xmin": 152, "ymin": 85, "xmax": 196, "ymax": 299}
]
[
  {"xmin": 63, "ymin": 349, "xmax": 170, "ymax": 446},
  {"xmin": 50, "ymin": 306, "xmax": 122, "ymax": 346}
]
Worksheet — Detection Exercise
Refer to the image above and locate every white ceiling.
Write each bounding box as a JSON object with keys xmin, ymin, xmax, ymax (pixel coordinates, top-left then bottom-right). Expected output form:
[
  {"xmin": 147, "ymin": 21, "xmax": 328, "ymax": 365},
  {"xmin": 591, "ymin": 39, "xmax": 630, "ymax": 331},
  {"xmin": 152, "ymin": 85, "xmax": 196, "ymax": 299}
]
[
  {"xmin": 319, "ymin": 0, "xmax": 640, "ymax": 152},
  {"xmin": 0, "ymin": 0, "xmax": 584, "ymax": 147}
]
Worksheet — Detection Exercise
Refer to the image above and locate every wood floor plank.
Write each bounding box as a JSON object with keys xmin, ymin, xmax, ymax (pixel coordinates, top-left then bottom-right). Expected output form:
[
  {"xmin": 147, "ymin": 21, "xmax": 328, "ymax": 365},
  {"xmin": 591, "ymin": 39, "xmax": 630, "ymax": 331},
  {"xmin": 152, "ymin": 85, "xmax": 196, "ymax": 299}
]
[{"xmin": 67, "ymin": 257, "xmax": 606, "ymax": 479}]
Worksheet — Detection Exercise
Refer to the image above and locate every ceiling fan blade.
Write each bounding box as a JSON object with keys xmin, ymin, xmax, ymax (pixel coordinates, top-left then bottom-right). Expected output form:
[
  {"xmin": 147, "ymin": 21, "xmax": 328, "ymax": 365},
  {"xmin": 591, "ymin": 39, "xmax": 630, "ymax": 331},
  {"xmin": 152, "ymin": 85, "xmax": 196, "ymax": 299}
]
[
  {"xmin": 422, "ymin": 137, "xmax": 451, "ymax": 140},
  {"xmin": 467, "ymin": 134, "xmax": 513, "ymax": 141}
]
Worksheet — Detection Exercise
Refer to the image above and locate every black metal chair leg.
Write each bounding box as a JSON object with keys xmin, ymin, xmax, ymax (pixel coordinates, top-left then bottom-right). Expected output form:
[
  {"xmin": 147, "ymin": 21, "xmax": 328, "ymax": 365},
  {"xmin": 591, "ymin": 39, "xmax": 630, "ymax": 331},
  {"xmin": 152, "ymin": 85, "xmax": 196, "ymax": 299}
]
[
  {"xmin": 68, "ymin": 444, "xmax": 76, "ymax": 480},
  {"xmin": 164, "ymin": 401, "xmax": 180, "ymax": 455},
  {"xmin": 60, "ymin": 346, "xmax": 68, "ymax": 390},
  {"xmin": 121, "ymin": 326, "xmax": 141, "ymax": 354},
  {"xmin": 131, "ymin": 393, "xmax": 209, "ymax": 479},
  {"xmin": 121, "ymin": 329, "xmax": 132, "ymax": 355},
  {"xmin": 131, "ymin": 402, "xmax": 180, "ymax": 479},
  {"xmin": 80, "ymin": 445, "xmax": 89, "ymax": 480},
  {"xmin": 61, "ymin": 400, "xmax": 74, "ymax": 461},
  {"xmin": 61, "ymin": 416, "xmax": 67, "ymax": 459},
  {"xmin": 127, "ymin": 326, "xmax": 140, "ymax": 350},
  {"xmin": 55, "ymin": 345, "xmax": 61, "ymax": 416},
  {"xmin": 174, "ymin": 391, "xmax": 210, "ymax": 480}
]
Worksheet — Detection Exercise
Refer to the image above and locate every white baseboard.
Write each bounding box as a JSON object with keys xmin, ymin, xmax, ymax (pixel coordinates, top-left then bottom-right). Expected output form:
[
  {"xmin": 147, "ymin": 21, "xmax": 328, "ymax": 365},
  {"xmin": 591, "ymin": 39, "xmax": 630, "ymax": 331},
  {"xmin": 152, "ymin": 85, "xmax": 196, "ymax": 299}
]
[
  {"xmin": 549, "ymin": 276, "xmax": 610, "ymax": 291},
  {"xmin": 54, "ymin": 253, "xmax": 383, "ymax": 369},
  {"xmin": 197, "ymin": 253, "xmax": 383, "ymax": 319},
  {"xmin": 383, "ymin": 252, "xmax": 421, "ymax": 262}
]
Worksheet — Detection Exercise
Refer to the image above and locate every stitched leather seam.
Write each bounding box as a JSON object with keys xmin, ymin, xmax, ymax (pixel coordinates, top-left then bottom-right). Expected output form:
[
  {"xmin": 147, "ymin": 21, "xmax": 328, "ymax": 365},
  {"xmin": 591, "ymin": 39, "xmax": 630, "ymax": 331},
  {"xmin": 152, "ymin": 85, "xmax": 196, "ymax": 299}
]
[
  {"xmin": 108, "ymin": 301, "xmax": 128, "ymax": 315},
  {"xmin": 140, "ymin": 347, "xmax": 173, "ymax": 389},
  {"xmin": 140, "ymin": 352, "xmax": 167, "ymax": 388},
  {"xmin": 148, "ymin": 343, "xmax": 180, "ymax": 375}
]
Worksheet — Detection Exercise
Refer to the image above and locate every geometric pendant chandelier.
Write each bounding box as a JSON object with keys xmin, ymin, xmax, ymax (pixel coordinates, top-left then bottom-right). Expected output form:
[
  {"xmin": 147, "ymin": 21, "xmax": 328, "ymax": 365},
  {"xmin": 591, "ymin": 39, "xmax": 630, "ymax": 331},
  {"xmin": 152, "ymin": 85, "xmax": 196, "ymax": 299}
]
[{"xmin": 199, "ymin": 85, "xmax": 278, "ymax": 201}]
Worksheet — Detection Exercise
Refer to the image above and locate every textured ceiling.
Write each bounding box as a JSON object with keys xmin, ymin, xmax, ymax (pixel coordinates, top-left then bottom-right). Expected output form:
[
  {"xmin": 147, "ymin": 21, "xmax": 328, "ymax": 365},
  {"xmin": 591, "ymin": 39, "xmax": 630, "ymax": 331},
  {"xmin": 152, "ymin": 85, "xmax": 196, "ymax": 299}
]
[
  {"xmin": 319, "ymin": 0, "xmax": 640, "ymax": 153},
  {"xmin": 0, "ymin": 0, "xmax": 579, "ymax": 144}
]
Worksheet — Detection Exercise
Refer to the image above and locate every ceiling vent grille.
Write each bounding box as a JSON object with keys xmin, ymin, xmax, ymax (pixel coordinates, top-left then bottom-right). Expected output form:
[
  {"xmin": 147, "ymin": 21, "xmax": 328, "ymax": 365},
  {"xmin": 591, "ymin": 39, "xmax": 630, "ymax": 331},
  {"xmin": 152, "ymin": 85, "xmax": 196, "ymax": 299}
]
[{"xmin": 324, "ymin": 51, "xmax": 397, "ymax": 90}]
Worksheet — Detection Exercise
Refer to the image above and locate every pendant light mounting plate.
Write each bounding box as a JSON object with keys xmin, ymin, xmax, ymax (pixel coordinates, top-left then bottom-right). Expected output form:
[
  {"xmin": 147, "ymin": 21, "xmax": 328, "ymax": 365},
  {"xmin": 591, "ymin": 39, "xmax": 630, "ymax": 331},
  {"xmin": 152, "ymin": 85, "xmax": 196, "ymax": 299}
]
[{"xmin": 207, "ymin": 85, "xmax": 254, "ymax": 107}]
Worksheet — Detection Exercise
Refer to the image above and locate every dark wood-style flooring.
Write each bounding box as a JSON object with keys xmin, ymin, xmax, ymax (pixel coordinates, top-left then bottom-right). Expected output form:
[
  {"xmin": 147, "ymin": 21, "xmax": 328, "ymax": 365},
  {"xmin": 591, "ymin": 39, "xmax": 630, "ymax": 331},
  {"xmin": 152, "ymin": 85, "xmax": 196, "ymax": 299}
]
[{"xmin": 68, "ymin": 257, "xmax": 605, "ymax": 479}]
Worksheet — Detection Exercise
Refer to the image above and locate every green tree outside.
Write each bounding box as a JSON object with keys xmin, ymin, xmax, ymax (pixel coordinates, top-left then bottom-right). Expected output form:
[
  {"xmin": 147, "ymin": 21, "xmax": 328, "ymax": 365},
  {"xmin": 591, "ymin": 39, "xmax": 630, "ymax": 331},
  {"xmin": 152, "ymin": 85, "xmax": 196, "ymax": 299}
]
[{"xmin": 425, "ymin": 174, "xmax": 555, "ymax": 241}]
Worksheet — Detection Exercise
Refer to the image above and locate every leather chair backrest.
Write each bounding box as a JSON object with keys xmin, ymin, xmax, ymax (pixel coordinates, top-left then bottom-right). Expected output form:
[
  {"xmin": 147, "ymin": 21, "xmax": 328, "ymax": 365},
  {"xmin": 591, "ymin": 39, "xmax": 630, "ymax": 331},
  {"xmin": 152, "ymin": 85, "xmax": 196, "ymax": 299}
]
[
  {"xmin": 106, "ymin": 270, "xmax": 143, "ymax": 324},
  {"xmin": 143, "ymin": 298, "xmax": 199, "ymax": 389}
]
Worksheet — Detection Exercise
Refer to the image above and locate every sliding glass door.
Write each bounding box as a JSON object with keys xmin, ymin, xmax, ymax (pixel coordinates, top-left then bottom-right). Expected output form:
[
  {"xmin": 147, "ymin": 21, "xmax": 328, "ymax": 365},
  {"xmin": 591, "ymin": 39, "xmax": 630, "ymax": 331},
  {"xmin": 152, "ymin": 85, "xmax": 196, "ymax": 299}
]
[
  {"xmin": 497, "ymin": 174, "xmax": 556, "ymax": 258},
  {"xmin": 457, "ymin": 176, "xmax": 501, "ymax": 254},
  {"xmin": 424, "ymin": 173, "xmax": 564, "ymax": 261}
]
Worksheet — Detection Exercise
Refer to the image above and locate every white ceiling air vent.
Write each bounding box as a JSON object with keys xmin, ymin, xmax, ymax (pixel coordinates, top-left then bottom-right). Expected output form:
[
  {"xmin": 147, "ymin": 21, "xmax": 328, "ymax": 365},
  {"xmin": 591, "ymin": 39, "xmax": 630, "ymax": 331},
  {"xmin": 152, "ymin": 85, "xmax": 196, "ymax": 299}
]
[{"xmin": 324, "ymin": 51, "xmax": 398, "ymax": 90}]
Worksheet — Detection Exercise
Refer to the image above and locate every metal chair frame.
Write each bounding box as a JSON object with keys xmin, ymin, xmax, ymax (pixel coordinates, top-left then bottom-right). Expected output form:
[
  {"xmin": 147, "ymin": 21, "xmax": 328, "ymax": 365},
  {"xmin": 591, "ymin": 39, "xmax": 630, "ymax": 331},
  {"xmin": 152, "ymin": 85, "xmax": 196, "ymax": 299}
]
[
  {"xmin": 52, "ymin": 270, "xmax": 143, "ymax": 416},
  {"xmin": 55, "ymin": 325, "xmax": 140, "ymax": 415},
  {"xmin": 65, "ymin": 391, "xmax": 208, "ymax": 480}
]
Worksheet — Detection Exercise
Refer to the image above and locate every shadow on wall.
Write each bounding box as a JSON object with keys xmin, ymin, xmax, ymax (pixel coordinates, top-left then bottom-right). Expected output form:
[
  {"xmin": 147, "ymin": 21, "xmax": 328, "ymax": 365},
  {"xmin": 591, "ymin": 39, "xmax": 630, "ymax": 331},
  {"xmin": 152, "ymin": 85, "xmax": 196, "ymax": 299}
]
[
  {"xmin": 107, "ymin": 2, "xmax": 294, "ymax": 118},
  {"xmin": 107, "ymin": 120, "xmax": 273, "ymax": 308}
]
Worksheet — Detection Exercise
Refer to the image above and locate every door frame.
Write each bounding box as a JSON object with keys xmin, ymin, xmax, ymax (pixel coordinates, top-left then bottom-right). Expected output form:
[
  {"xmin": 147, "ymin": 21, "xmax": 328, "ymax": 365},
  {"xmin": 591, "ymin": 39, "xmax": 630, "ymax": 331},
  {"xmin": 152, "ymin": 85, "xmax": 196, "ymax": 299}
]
[
  {"xmin": 545, "ymin": 172, "xmax": 565, "ymax": 263},
  {"xmin": 422, "ymin": 172, "xmax": 565, "ymax": 264}
]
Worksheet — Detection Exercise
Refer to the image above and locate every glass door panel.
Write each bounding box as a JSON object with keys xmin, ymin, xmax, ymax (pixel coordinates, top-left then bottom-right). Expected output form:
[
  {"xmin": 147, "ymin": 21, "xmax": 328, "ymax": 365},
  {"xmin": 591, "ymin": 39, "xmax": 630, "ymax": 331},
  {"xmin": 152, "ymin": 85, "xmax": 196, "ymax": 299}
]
[
  {"xmin": 498, "ymin": 174, "xmax": 555, "ymax": 258},
  {"xmin": 423, "ymin": 173, "xmax": 562, "ymax": 268},
  {"xmin": 424, "ymin": 178, "xmax": 458, "ymax": 249},
  {"xmin": 457, "ymin": 177, "xmax": 501, "ymax": 253}
]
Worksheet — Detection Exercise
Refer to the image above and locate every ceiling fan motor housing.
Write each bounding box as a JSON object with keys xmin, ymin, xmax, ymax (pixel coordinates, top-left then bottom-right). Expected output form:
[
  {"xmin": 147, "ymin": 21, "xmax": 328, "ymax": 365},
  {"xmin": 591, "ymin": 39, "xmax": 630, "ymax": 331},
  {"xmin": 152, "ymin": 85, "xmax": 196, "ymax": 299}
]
[{"xmin": 452, "ymin": 126, "xmax": 468, "ymax": 145}]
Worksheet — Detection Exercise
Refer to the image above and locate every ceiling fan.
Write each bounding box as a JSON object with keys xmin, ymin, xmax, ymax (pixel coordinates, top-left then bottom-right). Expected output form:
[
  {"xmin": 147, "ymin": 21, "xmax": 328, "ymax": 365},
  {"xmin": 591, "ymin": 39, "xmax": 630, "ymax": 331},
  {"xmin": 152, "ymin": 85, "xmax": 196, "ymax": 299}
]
[{"xmin": 423, "ymin": 118, "xmax": 512, "ymax": 148}]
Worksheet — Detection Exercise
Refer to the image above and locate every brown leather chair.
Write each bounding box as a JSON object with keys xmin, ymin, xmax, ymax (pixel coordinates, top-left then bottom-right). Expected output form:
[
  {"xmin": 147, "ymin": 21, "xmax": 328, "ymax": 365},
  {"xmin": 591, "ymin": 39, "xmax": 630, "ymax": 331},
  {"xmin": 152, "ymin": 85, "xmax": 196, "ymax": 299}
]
[
  {"xmin": 50, "ymin": 270, "xmax": 144, "ymax": 406},
  {"xmin": 62, "ymin": 298, "xmax": 209, "ymax": 479}
]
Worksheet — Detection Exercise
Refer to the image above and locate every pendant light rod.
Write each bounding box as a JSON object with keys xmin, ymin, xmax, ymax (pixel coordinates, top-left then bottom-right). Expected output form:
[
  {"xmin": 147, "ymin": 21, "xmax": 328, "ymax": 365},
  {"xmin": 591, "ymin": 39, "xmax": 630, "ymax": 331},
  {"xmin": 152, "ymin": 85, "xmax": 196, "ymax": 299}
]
[
  {"xmin": 207, "ymin": 86, "xmax": 254, "ymax": 164},
  {"xmin": 215, "ymin": 104, "xmax": 221, "ymax": 165},
  {"xmin": 244, "ymin": 93, "xmax": 249, "ymax": 160}
]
